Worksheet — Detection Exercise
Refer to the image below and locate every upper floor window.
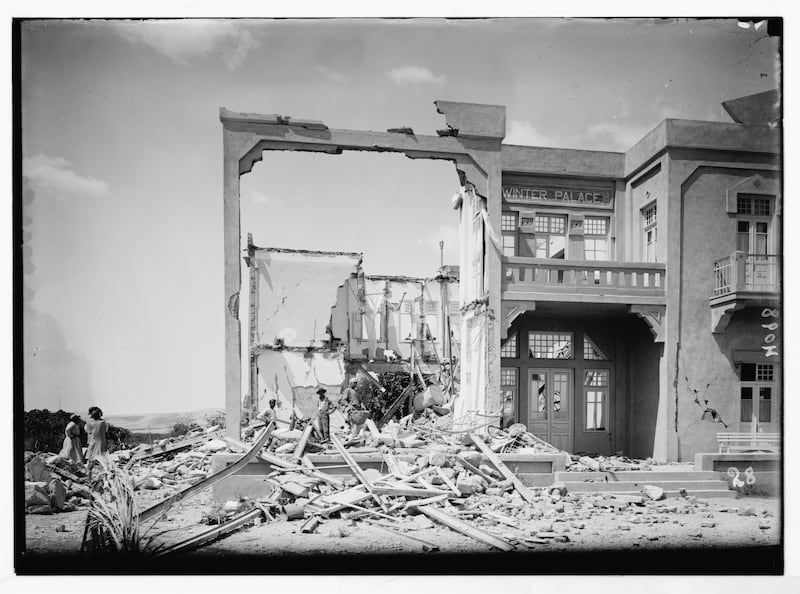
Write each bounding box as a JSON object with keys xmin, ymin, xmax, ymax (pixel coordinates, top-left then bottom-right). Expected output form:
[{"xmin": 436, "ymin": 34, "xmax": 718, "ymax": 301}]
[
  {"xmin": 737, "ymin": 196, "xmax": 772, "ymax": 217},
  {"xmin": 642, "ymin": 203, "xmax": 658, "ymax": 262},
  {"xmin": 533, "ymin": 215, "xmax": 566, "ymax": 259},
  {"xmin": 501, "ymin": 212, "xmax": 517, "ymax": 257},
  {"xmin": 584, "ymin": 216, "xmax": 609, "ymax": 261}
]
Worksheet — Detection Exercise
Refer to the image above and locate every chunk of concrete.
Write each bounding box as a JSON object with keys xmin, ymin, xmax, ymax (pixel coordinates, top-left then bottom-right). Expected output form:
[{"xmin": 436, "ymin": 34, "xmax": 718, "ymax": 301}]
[
  {"xmin": 49, "ymin": 479, "xmax": 68, "ymax": 511},
  {"xmin": 642, "ymin": 485, "xmax": 665, "ymax": 501},
  {"xmin": 27, "ymin": 504, "xmax": 54, "ymax": 515},
  {"xmin": 25, "ymin": 457, "xmax": 53, "ymax": 483},
  {"xmin": 25, "ymin": 482, "xmax": 52, "ymax": 508}
]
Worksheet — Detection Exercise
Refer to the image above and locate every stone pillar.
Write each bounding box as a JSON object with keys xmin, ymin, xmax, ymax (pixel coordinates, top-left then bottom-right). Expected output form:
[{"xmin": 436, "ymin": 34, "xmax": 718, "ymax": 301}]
[{"xmin": 223, "ymin": 129, "xmax": 242, "ymax": 439}]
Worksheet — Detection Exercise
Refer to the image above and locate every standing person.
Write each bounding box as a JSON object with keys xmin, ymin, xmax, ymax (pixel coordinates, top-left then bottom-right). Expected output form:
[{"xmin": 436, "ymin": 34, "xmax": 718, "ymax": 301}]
[
  {"xmin": 343, "ymin": 380, "xmax": 367, "ymax": 438},
  {"xmin": 85, "ymin": 407, "xmax": 109, "ymax": 471},
  {"xmin": 59, "ymin": 414, "xmax": 85, "ymax": 464},
  {"xmin": 315, "ymin": 388, "xmax": 331, "ymax": 442}
]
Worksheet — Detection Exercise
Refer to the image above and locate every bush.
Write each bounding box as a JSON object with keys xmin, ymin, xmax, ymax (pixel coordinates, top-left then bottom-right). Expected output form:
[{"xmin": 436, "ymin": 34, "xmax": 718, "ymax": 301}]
[
  {"xmin": 24, "ymin": 409, "xmax": 131, "ymax": 453},
  {"xmin": 171, "ymin": 416, "xmax": 199, "ymax": 437},
  {"xmin": 356, "ymin": 372, "xmax": 429, "ymax": 423},
  {"xmin": 204, "ymin": 411, "xmax": 226, "ymax": 430}
]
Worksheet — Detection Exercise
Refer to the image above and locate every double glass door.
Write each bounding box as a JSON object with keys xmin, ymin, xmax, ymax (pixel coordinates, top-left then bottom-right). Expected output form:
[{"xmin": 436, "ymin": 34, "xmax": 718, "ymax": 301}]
[{"xmin": 528, "ymin": 369, "xmax": 573, "ymax": 451}]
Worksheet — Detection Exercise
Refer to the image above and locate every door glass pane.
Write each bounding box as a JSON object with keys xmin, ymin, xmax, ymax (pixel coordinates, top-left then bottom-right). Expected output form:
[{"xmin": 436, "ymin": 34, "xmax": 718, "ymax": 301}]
[
  {"xmin": 552, "ymin": 372, "xmax": 569, "ymax": 419},
  {"xmin": 530, "ymin": 373, "xmax": 547, "ymax": 420},
  {"xmin": 740, "ymin": 386, "xmax": 753, "ymax": 422},
  {"xmin": 759, "ymin": 386, "xmax": 772, "ymax": 422},
  {"xmin": 535, "ymin": 238, "xmax": 548, "ymax": 258},
  {"xmin": 550, "ymin": 235, "xmax": 566, "ymax": 259},
  {"xmin": 737, "ymin": 220, "xmax": 750, "ymax": 252}
]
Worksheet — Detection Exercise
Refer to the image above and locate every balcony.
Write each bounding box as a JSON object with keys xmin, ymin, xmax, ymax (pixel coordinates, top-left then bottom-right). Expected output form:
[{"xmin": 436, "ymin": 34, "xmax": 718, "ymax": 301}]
[
  {"xmin": 710, "ymin": 252, "xmax": 780, "ymax": 332},
  {"xmin": 502, "ymin": 256, "xmax": 666, "ymax": 305}
]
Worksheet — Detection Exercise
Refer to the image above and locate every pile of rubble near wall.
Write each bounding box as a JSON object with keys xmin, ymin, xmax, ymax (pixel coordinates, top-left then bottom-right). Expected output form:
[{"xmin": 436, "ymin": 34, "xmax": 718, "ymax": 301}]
[
  {"xmin": 24, "ymin": 452, "xmax": 92, "ymax": 514},
  {"xmin": 123, "ymin": 413, "xmax": 760, "ymax": 556}
]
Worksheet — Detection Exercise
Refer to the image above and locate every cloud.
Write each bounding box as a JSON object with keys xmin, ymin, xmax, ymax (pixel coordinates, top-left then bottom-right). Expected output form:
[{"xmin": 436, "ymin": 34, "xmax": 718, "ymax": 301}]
[
  {"xmin": 583, "ymin": 122, "xmax": 653, "ymax": 151},
  {"xmin": 110, "ymin": 20, "xmax": 259, "ymax": 69},
  {"xmin": 504, "ymin": 120, "xmax": 570, "ymax": 148},
  {"xmin": 315, "ymin": 65, "xmax": 347, "ymax": 83},
  {"xmin": 246, "ymin": 190, "xmax": 283, "ymax": 206},
  {"xmin": 22, "ymin": 154, "xmax": 110, "ymax": 198},
  {"xmin": 387, "ymin": 65, "xmax": 446, "ymax": 86}
]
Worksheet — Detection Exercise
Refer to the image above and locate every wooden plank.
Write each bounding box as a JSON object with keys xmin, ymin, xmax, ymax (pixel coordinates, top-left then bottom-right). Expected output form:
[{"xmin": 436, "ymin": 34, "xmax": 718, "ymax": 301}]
[
  {"xmin": 129, "ymin": 431, "xmax": 222, "ymax": 463},
  {"xmin": 139, "ymin": 423, "xmax": 274, "ymax": 523},
  {"xmin": 402, "ymin": 494, "xmax": 448, "ymax": 510},
  {"xmin": 417, "ymin": 506, "xmax": 514, "ymax": 552},
  {"xmin": 435, "ymin": 468, "xmax": 462, "ymax": 496},
  {"xmin": 153, "ymin": 507, "xmax": 263, "ymax": 557},
  {"xmin": 383, "ymin": 451, "xmax": 406, "ymax": 477},
  {"xmin": 470, "ymin": 434, "xmax": 537, "ymax": 504},
  {"xmin": 372, "ymin": 485, "xmax": 450, "ymax": 498},
  {"xmin": 292, "ymin": 424, "xmax": 314, "ymax": 460},
  {"xmin": 300, "ymin": 516, "xmax": 321, "ymax": 534},
  {"xmin": 454, "ymin": 457, "xmax": 498, "ymax": 485},
  {"xmin": 341, "ymin": 502, "xmax": 400, "ymax": 522},
  {"xmin": 377, "ymin": 384, "xmax": 415, "ymax": 428},
  {"xmin": 330, "ymin": 433, "xmax": 389, "ymax": 512},
  {"xmin": 363, "ymin": 519, "xmax": 440, "ymax": 552}
]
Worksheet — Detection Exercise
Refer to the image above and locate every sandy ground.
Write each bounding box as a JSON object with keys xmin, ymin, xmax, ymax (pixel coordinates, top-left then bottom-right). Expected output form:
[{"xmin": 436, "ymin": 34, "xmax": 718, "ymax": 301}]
[{"xmin": 24, "ymin": 490, "xmax": 780, "ymax": 560}]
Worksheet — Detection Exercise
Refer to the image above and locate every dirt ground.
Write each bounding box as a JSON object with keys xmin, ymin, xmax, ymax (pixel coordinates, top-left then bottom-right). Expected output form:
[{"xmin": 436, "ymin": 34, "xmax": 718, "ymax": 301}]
[{"xmin": 24, "ymin": 489, "xmax": 780, "ymax": 561}]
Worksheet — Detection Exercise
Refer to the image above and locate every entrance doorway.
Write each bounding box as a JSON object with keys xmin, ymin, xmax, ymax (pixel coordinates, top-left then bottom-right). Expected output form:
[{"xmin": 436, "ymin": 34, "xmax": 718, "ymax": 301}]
[{"xmin": 528, "ymin": 368, "xmax": 573, "ymax": 451}]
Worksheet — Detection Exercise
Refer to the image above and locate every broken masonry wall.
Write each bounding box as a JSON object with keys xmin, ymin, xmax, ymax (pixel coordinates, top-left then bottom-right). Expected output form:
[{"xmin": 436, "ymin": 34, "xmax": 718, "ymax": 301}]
[
  {"xmin": 338, "ymin": 275, "xmax": 458, "ymax": 363},
  {"xmin": 676, "ymin": 165, "xmax": 781, "ymax": 460},
  {"xmin": 254, "ymin": 249, "xmax": 361, "ymax": 348}
]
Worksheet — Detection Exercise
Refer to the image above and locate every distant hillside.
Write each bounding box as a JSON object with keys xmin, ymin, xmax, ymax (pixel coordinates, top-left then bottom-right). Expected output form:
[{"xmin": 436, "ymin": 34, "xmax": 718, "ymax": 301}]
[{"xmin": 105, "ymin": 407, "xmax": 224, "ymax": 433}]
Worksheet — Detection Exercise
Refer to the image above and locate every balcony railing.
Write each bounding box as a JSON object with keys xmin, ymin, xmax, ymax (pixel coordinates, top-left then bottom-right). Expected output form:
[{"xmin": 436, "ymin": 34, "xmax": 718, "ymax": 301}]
[
  {"xmin": 502, "ymin": 256, "xmax": 666, "ymax": 303},
  {"xmin": 713, "ymin": 252, "xmax": 780, "ymax": 297}
]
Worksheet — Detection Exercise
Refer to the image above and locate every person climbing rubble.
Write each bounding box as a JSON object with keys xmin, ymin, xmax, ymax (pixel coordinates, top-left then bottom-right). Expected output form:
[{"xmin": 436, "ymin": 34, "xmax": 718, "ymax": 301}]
[
  {"xmin": 342, "ymin": 380, "xmax": 368, "ymax": 439},
  {"xmin": 315, "ymin": 387, "xmax": 332, "ymax": 442}
]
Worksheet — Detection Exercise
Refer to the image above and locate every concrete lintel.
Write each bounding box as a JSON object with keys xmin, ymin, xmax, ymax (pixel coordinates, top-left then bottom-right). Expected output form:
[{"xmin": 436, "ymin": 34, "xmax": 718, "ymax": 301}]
[
  {"xmin": 220, "ymin": 107, "xmax": 328, "ymax": 130},
  {"xmin": 434, "ymin": 100, "xmax": 506, "ymax": 140}
]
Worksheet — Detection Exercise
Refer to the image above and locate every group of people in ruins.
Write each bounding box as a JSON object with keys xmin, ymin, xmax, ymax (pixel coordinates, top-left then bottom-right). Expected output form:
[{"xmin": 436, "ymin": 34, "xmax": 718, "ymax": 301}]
[
  {"xmin": 314, "ymin": 380, "xmax": 367, "ymax": 442},
  {"xmin": 59, "ymin": 406, "xmax": 109, "ymax": 470}
]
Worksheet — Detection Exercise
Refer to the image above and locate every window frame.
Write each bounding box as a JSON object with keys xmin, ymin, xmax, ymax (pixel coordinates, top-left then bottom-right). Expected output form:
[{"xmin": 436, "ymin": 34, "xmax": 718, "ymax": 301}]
[
  {"xmin": 739, "ymin": 362, "xmax": 775, "ymax": 424},
  {"xmin": 528, "ymin": 331, "xmax": 574, "ymax": 360},
  {"xmin": 583, "ymin": 368, "xmax": 610, "ymax": 433}
]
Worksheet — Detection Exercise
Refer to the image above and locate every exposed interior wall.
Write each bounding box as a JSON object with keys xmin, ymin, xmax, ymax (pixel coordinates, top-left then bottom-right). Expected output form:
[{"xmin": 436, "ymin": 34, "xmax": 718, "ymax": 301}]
[
  {"xmin": 254, "ymin": 250, "xmax": 360, "ymax": 348},
  {"xmin": 676, "ymin": 166, "xmax": 781, "ymax": 459},
  {"xmin": 255, "ymin": 350, "xmax": 347, "ymax": 429}
]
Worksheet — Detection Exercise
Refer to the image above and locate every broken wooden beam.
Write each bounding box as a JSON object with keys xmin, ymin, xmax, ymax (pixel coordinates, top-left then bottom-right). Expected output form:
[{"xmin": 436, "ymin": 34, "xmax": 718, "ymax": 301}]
[
  {"xmin": 372, "ymin": 484, "xmax": 450, "ymax": 498},
  {"xmin": 377, "ymin": 384, "xmax": 414, "ymax": 428},
  {"xmin": 292, "ymin": 424, "xmax": 313, "ymax": 460},
  {"xmin": 365, "ymin": 419, "xmax": 382, "ymax": 439},
  {"xmin": 139, "ymin": 423, "xmax": 274, "ymax": 523},
  {"xmin": 417, "ymin": 506, "xmax": 514, "ymax": 552},
  {"xmin": 470, "ymin": 434, "xmax": 537, "ymax": 505},
  {"xmin": 128, "ymin": 431, "xmax": 222, "ymax": 465},
  {"xmin": 300, "ymin": 515, "xmax": 321, "ymax": 534},
  {"xmin": 330, "ymin": 433, "xmax": 389, "ymax": 512},
  {"xmin": 363, "ymin": 519, "xmax": 440, "ymax": 552},
  {"xmin": 153, "ymin": 507, "xmax": 263, "ymax": 557},
  {"xmin": 402, "ymin": 494, "xmax": 449, "ymax": 510}
]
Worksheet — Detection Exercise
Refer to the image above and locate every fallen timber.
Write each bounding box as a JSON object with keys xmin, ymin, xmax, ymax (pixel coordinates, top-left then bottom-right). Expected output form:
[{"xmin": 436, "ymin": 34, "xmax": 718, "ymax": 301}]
[
  {"xmin": 417, "ymin": 505, "xmax": 515, "ymax": 552},
  {"xmin": 153, "ymin": 507, "xmax": 264, "ymax": 557},
  {"xmin": 138, "ymin": 423, "xmax": 275, "ymax": 523},
  {"xmin": 471, "ymin": 434, "xmax": 537, "ymax": 504},
  {"xmin": 125, "ymin": 430, "xmax": 223, "ymax": 470}
]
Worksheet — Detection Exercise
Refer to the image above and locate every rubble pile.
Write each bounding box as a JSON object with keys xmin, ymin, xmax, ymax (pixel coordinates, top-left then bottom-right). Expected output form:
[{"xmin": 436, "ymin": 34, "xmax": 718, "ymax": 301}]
[
  {"xmin": 565, "ymin": 454, "xmax": 655, "ymax": 472},
  {"xmin": 24, "ymin": 452, "xmax": 91, "ymax": 514}
]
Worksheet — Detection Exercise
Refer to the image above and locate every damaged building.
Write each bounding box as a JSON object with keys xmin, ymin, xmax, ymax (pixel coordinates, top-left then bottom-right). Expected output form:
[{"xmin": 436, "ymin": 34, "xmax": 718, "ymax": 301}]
[
  {"xmin": 243, "ymin": 234, "xmax": 459, "ymax": 426},
  {"xmin": 221, "ymin": 89, "xmax": 781, "ymax": 463}
]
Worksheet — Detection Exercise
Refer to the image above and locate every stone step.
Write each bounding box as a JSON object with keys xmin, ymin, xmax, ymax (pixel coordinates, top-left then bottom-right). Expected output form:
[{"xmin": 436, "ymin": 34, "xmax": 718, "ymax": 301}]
[
  {"xmin": 563, "ymin": 480, "xmax": 729, "ymax": 493},
  {"xmin": 556, "ymin": 470, "xmax": 722, "ymax": 482},
  {"xmin": 598, "ymin": 489, "xmax": 738, "ymax": 499}
]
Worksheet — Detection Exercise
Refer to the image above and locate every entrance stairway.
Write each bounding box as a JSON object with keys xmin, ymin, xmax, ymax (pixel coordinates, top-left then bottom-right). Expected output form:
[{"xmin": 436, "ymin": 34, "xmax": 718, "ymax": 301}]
[{"xmin": 553, "ymin": 470, "xmax": 736, "ymax": 499}]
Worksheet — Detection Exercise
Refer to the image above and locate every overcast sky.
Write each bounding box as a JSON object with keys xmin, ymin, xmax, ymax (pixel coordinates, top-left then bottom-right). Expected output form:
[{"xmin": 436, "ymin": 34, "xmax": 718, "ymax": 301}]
[{"xmin": 20, "ymin": 18, "xmax": 780, "ymax": 415}]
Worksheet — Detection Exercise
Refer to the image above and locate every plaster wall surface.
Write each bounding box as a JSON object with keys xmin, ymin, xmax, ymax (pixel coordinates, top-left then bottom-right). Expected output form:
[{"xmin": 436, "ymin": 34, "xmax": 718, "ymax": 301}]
[{"xmin": 675, "ymin": 166, "xmax": 781, "ymax": 458}]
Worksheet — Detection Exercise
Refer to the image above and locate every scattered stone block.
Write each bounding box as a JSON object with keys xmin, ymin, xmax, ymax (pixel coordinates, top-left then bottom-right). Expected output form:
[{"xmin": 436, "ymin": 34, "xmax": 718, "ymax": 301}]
[
  {"xmin": 25, "ymin": 457, "xmax": 53, "ymax": 483},
  {"xmin": 48, "ymin": 479, "xmax": 68, "ymax": 511},
  {"xmin": 641, "ymin": 485, "xmax": 665, "ymax": 501},
  {"xmin": 200, "ymin": 439, "xmax": 229, "ymax": 453},
  {"xmin": 758, "ymin": 521, "xmax": 771, "ymax": 530},
  {"xmin": 25, "ymin": 482, "xmax": 51, "ymax": 508},
  {"xmin": 700, "ymin": 521, "xmax": 716, "ymax": 528},
  {"xmin": 27, "ymin": 504, "xmax": 53, "ymax": 515}
]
